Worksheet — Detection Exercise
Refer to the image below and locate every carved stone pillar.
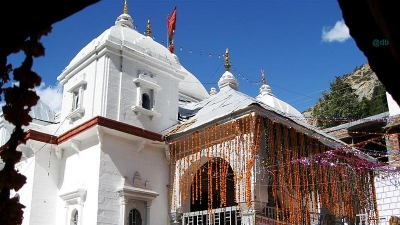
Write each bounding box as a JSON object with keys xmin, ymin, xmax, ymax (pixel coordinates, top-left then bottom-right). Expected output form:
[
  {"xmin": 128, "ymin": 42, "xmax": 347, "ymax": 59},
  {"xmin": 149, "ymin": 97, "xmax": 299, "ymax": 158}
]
[
  {"xmin": 77, "ymin": 199, "xmax": 84, "ymax": 225},
  {"xmin": 146, "ymin": 202, "xmax": 151, "ymax": 225},
  {"xmin": 118, "ymin": 193, "xmax": 128, "ymax": 225},
  {"xmin": 64, "ymin": 203, "xmax": 69, "ymax": 225},
  {"xmin": 136, "ymin": 84, "xmax": 142, "ymax": 107}
]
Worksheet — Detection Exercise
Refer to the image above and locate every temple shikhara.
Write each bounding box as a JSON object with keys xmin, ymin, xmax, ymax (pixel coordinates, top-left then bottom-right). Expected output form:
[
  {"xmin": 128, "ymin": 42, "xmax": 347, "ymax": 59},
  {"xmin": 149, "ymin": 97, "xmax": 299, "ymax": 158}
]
[{"xmin": 0, "ymin": 1, "xmax": 399, "ymax": 225}]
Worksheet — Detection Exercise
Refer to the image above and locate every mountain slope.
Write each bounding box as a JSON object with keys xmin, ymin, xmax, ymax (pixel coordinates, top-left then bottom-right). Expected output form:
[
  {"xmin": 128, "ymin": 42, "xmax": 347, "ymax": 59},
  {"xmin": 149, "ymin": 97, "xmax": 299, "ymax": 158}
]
[
  {"xmin": 303, "ymin": 64, "xmax": 386, "ymax": 126},
  {"xmin": 343, "ymin": 64, "xmax": 380, "ymax": 101}
]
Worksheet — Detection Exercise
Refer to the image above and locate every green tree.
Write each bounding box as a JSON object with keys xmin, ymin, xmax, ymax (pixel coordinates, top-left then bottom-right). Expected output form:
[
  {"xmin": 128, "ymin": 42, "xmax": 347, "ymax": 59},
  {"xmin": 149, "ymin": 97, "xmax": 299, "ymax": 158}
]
[
  {"xmin": 368, "ymin": 83, "xmax": 389, "ymax": 115},
  {"xmin": 312, "ymin": 76, "xmax": 367, "ymax": 128}
]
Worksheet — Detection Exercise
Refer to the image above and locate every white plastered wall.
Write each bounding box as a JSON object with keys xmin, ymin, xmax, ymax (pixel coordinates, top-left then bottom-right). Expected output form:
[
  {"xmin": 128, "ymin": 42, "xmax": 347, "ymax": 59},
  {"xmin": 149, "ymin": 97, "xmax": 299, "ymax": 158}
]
[{"xmin": 97, "ymin": 134, "xmax": 169, "ymax": 225}]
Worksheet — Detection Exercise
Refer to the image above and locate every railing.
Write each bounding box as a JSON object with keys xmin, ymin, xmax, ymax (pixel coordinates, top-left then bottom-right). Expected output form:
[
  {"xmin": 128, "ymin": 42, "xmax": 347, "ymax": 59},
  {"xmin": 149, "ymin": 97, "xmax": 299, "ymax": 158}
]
[
  {"xmin": 355, "ymin": 214, "xmax": 368, "ymax": 225},
  {"xmin": 260, "ymin": 207, "xmax": 348, "ymax": 225},
  {"xmin": 182, "ymin": 206, "xmax": 241, "ymax": 225},
  {"xmin": 262, "ymin": 206, "xmax": 277, "ymax": 219}
]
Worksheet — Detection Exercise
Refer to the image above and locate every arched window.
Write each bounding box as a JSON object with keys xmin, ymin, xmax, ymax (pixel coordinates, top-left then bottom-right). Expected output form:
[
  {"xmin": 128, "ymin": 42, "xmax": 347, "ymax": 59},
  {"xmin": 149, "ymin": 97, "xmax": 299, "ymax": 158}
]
[
  {"xmin": 73, "ymin": 91, "xmax": 79, "ymax": 110},
  {"xmin": 71, "ymin": 209, "xmax": 78, "ymax": 225},
  {"xmin": 128, "ymin": 209, "xmax": 142, "ymax": 225},
  {"xmin": 142, "ymin": 93, "xmax": 151, "ymax": 110}
]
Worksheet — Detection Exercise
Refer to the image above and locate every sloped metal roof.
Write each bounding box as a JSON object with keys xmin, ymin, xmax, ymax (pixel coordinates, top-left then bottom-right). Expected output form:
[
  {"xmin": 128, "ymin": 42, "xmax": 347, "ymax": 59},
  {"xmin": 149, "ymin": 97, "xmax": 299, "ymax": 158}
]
[{"xmin": 167, "ymin": 86, "xmax": 376, "ymax": 161}]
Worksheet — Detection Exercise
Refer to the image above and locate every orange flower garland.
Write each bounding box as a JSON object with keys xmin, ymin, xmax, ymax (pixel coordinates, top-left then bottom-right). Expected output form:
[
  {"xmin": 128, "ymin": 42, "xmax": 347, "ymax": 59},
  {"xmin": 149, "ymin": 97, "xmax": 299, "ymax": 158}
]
[{"xmin": 168, "ymin": 113, "xmax": 378, "ymax": 224}]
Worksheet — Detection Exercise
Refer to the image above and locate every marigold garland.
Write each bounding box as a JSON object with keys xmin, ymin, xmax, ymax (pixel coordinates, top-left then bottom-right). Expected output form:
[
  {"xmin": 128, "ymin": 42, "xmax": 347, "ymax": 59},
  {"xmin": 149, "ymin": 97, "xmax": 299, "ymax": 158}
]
[
  {"xmin": 168, "ymin": 113, "xmax": 379, "ymax": 224},
  {"xmin": 262, "ymin": 117, "xmax": 379, "ymax": 224}
]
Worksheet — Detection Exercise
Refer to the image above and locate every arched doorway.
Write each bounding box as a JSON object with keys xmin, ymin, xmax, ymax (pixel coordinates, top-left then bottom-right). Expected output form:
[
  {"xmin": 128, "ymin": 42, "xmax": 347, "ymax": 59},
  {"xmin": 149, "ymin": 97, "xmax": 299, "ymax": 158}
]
[
  {"xmin": 128, "ymin": 208, "xmax": 142, "ymax": 225},
  {"xmin": 70, "ymin": 209, "xmax": 78, "ymax": 225},
  {"xmin": 190, "ymin": 157, "xmax": 236, "ymax": 212}
]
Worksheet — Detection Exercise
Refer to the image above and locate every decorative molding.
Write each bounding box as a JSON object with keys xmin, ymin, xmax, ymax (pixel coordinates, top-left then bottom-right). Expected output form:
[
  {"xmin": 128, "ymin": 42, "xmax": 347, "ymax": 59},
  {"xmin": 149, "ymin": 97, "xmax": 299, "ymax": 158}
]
[
  {"xmin": 70, "ymin": 139, "xmax": 81, "ymax": 154},
  {"xmin": 137, "ymin": 69, "xmax": 156, "ymax": 79},
  {"xmin": 67, "ymin": 107, "xmax": 85, "ymax": 122},
  {"xmin": 66, "ymin": 73, "xmax": 87, "ymax": 92},
  {"xmin": 131, "ymin": 106, "xmax": 161, "ymax": 120},
  {"xmin": 20, "ymin": 116, "xmax": 163, "ymax": 146},
  {"xmin": 60, "ymin": 188, "xmax": 87, "ymax": 205},
  {"xmin": 25, "ymin": 130, "xmax": 57, "ymax": 144},
  {"xmin": 133, "ymin": 171, "xmax": 144, "ymax": 188},
  {"xmin": 132, "ymin": 78, "xmax": 161, "ymax": 91},
  {"xmin": 118, "ymin": 173, "xmax": 158, "ymax": 207},
  {"xmin": 117, "ymin": 184, "xmax": 158, "ymax": 206}
]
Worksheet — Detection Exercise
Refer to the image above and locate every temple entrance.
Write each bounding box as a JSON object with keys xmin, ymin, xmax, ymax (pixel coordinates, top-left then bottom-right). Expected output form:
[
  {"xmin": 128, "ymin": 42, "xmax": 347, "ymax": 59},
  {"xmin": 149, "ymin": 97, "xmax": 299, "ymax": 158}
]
[{"xmin": 190, "ymin": 157, "xmax": 236, "ymax": 212}]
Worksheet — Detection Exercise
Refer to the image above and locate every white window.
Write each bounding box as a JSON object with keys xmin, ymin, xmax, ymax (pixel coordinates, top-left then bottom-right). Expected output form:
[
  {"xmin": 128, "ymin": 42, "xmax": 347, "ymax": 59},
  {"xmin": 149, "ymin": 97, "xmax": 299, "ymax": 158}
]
[
  {"xmin": 128, "ymin": 209, "xmax": 142, "ymax": 225},
  {"xmin": 131, "ymin": 76, "xmax": 161, "ymax": 119},
  {"xmin": 72, "ymin": 89, "xmax": 81, "ymax": 111},
  {"xmin": 70, "ymin": 86, "xmax": 84, "ymax": 112},
  {"xmin": 66, "ymin": 75, "xmax": 86, "ymax": 122}
]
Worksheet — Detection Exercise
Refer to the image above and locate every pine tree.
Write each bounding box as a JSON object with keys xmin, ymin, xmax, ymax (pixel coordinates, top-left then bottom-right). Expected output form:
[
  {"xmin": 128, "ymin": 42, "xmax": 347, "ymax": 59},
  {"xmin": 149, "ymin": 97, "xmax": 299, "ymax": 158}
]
[
  {"xmin": 312, "ymin": 76, "xmax": 367, "ymax": 128},
  {"xmin": 368, "ymin": 83, "xmax": 389, "ymax": 115}
]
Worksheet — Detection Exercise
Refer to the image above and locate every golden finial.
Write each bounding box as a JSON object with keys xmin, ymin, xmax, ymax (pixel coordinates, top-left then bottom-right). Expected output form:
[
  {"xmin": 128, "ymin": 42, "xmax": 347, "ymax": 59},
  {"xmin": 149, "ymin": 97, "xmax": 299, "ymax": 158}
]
[
  {"xmin": 261, "ymin": 69, "xmax": 266, "ymax": 85},
  {"xmin": 146, "ymin": 18, "xmax": 152, "ymax": 37},
  {"xmin": 123, "ymin": 0, "xmax": 128, "ymax": 14},
  {"xmin": 224, "ymin": 48, "xmax": 231, "ymax": 71}
]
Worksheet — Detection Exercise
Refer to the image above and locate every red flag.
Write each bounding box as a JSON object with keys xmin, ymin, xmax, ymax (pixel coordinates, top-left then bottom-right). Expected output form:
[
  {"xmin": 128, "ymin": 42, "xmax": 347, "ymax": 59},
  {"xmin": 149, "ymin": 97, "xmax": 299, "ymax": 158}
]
[{"xmin": 167, "ymin": 6, "xmax": 177, "ymax": 42}]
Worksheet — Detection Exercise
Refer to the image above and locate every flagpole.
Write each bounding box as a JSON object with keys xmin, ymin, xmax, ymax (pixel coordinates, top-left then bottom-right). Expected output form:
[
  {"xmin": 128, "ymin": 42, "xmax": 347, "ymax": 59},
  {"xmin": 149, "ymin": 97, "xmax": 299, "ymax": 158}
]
[
  {"xmin": 166, "ymin": 14, "xmax": 169, "ymax": 49},
  {"xmin": 167, "ymin": 6, "xmax": 176, "ymax": 53}
]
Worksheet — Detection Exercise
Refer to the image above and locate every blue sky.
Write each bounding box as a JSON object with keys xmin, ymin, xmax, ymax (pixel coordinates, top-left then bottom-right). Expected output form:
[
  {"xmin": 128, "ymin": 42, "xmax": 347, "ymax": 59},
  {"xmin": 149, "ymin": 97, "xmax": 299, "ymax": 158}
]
[{"xmin": 5, "ymin": 0, "xmax": 368, "ymax": 113}]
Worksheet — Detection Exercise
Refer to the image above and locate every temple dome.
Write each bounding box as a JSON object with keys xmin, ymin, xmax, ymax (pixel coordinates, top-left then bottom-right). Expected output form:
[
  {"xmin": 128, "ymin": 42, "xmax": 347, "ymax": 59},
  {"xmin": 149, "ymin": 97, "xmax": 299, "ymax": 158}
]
[
  {"xmin": 218, "ymin": 71, "xmax": 239, "ymax": 91},
  {"xmin": 256, "ymin": 82, "xmax": 304, "ymax": 119},
  {"xmin": 60, "ymin": 12, "xmax": 209, "ymax": 102}
]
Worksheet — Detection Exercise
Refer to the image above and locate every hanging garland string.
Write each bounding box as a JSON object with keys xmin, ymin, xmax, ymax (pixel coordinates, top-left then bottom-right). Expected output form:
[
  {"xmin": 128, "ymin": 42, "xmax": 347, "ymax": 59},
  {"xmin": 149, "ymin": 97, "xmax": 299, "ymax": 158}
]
[
  {"xmin": 169, "ymin": 113, "xmax": 263, "ymax": 218},
  {"xmin": 261, "ymin": 116, "xmax": 379, "ymax": 224},
  {"xmin": 168, "ymin": 113, "xmax": 380, "ymax": 224}
]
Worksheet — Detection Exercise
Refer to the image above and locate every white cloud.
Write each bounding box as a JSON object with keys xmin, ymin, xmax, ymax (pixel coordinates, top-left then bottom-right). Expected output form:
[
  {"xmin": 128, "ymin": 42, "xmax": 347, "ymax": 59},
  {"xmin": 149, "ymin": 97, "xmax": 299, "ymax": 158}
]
[
  {"xmin": 34, "ymin": 82, "xmax": 63, "ymax": 113},
  {"xmin": 0, "ymin": 82, "xmax": 63, "ymax": 114},
  {"xmin": 322, "ymin": 20, "xmax": 350, "ymax": 43}
]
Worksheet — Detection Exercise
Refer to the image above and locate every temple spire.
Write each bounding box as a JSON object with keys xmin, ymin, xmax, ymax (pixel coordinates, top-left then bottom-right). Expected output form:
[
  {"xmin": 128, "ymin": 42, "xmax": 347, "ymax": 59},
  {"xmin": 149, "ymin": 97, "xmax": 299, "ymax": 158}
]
[
  {"xmin": 115, "ymin": 0, "xmax": 133, "ymax": 28},
  {"xmin": 218, "ymin": 48, "xmax": 238, "ymax": 90},
  {"xmin": 261, "ymin": 69, "xmax": 266, "ymax": 85},
  {"xmin": 258, "ymin": 68, "xmax": 272, "ymax": 95},
  {"xmin": 224, "ymin": 48, "xmax": 231, "ymax": 71},
  {"xmin": 146, "ymin": 18, "xmax": 152, "ymax": 37},
  {"xmin": 123, "ymin": 0, "xmax": 128, "ymax": 14}
]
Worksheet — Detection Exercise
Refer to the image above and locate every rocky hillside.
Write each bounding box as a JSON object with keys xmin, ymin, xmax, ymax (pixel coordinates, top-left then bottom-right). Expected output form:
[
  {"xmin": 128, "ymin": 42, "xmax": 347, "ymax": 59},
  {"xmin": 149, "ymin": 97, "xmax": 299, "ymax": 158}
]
[
  {"xmin": 343, "ymin": 64, "xmax": 380, "ymax": 101},
  {"xmin": 302, "ymin": 64, "xmax": 382, "ymax": 123}
]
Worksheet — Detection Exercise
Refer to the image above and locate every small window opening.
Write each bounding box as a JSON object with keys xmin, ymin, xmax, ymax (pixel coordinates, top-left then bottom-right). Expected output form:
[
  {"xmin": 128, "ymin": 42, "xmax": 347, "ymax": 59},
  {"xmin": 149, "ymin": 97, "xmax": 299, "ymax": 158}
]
[
  {"xmin": 128, "ymin": 208, "xmax": 142, "ymax": 225},
  {"xmin": 71, "ymin": 210, "xmax": 78, "ymax": 225},
  {"xmin": 142, "ymin": 93, "xmax": 151, "ymax": 110}
]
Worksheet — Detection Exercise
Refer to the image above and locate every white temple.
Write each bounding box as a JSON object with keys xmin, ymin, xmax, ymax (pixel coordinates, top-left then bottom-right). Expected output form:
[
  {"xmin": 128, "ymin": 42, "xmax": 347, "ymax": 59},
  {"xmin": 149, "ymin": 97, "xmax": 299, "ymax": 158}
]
[{"xmin": 1, "ymin": 1, "xmax": 398, "ymax": 225}]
